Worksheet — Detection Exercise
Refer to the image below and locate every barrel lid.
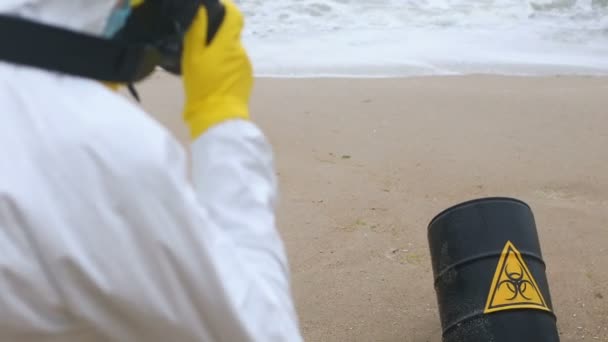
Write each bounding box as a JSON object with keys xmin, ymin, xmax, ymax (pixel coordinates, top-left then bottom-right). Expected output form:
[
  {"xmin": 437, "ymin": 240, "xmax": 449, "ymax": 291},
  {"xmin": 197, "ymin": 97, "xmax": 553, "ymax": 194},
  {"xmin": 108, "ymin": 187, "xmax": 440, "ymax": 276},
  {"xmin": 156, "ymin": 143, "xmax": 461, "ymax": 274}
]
[{"xmin": 428, "ymin": 197, "xmax": 531, "ymax": 232}]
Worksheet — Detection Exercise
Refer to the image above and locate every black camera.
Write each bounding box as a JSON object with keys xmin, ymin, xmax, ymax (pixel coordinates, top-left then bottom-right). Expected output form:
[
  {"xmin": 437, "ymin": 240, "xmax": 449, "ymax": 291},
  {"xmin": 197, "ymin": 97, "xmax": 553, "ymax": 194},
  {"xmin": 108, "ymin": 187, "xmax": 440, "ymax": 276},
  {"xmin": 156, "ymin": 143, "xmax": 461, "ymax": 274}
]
[{"xmin": 0, "ymin": 0, "xmax": 225, "ymax": 84}]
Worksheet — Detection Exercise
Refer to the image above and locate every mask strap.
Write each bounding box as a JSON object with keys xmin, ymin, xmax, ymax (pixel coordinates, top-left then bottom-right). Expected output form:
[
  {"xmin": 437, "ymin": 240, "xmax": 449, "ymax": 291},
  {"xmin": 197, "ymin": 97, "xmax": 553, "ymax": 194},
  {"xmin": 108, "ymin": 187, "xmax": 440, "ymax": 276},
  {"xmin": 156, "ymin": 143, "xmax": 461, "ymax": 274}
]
[{"xmin": 0, "ymin": 14, "xmax": 160, "ymax": 83}]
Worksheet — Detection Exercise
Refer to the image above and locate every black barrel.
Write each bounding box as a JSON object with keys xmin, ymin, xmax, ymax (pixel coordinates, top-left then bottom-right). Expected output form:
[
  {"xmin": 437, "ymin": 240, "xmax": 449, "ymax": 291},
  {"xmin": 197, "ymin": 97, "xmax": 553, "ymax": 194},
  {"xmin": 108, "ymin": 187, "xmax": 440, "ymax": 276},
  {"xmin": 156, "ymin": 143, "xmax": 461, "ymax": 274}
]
[{"xmin": 428, "ymin": 197, "xmax": 559, "ymax": 342}]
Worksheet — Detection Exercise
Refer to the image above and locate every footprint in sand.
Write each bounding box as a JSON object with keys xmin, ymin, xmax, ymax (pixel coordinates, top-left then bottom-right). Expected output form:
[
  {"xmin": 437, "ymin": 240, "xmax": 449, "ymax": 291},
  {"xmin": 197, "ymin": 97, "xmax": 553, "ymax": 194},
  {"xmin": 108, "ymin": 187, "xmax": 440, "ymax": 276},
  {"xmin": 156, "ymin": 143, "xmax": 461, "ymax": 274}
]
[
  {"xmin": 534, "ymin": 182, "xmax": 608, "ymax": 206},
  {"xmin": 385, "ymin": 248, "xmax": 427, "ymax": 266}
]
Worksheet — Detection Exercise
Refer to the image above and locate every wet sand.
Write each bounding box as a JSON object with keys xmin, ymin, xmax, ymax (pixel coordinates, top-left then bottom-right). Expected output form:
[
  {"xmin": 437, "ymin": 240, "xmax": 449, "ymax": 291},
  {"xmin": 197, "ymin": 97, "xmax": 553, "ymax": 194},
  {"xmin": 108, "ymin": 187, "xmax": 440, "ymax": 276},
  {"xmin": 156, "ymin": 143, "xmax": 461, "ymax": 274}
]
[{"xmin": 137, "ymin": 74, "xmax": 608, "ymax": 342}]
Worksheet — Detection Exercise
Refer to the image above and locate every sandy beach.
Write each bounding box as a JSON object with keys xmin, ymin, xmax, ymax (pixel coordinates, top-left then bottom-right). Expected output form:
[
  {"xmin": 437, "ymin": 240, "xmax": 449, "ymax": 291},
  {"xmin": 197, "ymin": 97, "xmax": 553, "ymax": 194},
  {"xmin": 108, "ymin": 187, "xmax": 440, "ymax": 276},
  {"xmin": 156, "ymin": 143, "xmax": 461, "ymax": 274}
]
[{"xmin": 137, "ymin": 74, "xmax": 608, "ymax": 341}]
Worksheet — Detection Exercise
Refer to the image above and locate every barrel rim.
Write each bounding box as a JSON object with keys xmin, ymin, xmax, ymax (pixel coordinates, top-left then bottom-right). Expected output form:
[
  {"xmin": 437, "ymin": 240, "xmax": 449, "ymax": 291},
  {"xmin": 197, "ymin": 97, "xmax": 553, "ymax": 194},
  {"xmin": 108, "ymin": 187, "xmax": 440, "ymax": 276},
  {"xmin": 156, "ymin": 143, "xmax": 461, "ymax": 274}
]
[
  {"xmin": 442, "ymin": 307, "xmax": 557, "ymax": 336},
  {"xmin": 433, "ymin": 250, "xmax": 546, "ymax": 285},
  {"xmin": 427, "ymin": 197, "xmax": 531, "ymax": 231}
]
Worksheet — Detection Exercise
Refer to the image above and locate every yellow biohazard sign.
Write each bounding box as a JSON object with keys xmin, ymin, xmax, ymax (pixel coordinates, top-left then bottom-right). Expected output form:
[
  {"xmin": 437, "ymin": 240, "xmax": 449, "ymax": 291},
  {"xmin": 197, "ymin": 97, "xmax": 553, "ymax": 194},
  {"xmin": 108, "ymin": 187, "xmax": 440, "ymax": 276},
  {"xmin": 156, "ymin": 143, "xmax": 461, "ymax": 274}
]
[{"xmin": 484, "ymin": 241, "xmax": 551, "ymax": 314}]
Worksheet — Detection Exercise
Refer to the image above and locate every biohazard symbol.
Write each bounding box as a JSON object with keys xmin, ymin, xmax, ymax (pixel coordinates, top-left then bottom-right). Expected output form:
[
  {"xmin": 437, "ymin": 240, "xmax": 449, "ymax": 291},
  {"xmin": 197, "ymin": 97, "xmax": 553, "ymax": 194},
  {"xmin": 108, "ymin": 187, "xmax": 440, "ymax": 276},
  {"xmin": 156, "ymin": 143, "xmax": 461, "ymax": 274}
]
[{"xmin": 484, "ymin": 241, "xmax": 551, "ymax": 314}]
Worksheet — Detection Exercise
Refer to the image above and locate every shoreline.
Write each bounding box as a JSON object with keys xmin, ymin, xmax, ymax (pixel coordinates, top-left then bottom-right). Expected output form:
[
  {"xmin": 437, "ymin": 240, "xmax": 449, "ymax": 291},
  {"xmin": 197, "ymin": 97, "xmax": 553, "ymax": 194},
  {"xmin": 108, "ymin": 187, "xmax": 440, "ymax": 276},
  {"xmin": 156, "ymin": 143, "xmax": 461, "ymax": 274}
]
[{"xmin": 253, "ymin": 73, "xmax": 608, "ymax": 80}]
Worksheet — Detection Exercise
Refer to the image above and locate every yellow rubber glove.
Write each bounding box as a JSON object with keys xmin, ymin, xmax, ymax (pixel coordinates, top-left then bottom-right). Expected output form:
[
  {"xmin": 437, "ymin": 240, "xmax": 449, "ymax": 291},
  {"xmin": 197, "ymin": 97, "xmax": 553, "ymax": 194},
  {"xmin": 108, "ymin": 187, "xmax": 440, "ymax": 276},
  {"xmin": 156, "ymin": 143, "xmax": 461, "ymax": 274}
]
[
  {"xmin": 182, "ymin": 0, "xmax": 253, "ymax": 140},
  {"xmin": 103, "ymin": 82, "xmax": 121, "ymax": 91}
]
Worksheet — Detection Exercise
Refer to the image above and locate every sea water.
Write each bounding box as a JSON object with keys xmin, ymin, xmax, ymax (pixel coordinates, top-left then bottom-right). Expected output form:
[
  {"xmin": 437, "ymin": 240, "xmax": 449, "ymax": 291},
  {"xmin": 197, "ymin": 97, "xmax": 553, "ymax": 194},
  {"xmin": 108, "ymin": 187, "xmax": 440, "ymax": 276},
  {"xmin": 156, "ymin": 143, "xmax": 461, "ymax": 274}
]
[{"xmin": 236, "ymin": 0, "xmax": 608, "ymax": 77}]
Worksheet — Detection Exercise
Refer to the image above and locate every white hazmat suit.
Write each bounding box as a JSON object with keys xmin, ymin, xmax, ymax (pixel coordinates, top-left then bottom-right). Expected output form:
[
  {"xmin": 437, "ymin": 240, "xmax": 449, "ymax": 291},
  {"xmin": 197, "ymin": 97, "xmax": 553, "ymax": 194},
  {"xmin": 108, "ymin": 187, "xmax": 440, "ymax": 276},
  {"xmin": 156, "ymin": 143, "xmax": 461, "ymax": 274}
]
[{"xmin": 0, "ymin": 1, "xmax": 302, "ymax": 341}]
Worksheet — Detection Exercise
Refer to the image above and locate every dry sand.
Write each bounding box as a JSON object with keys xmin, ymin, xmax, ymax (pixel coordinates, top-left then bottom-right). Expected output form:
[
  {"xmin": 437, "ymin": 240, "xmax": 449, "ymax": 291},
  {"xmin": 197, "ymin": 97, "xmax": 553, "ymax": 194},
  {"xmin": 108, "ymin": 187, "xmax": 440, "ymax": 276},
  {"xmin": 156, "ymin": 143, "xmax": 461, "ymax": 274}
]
[{"xmin": 136, "ymin": 74, "xmax": 608, "ymax": 342}]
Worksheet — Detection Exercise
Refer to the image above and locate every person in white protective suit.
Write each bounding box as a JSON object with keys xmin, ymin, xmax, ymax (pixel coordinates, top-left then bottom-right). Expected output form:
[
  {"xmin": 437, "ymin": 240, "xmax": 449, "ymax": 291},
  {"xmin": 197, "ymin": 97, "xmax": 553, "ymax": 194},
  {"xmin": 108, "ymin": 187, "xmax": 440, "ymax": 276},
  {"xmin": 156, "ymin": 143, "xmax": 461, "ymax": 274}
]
[{"xmin": 0, "ymin": 0, "xmax": 303, "ymax": 341}]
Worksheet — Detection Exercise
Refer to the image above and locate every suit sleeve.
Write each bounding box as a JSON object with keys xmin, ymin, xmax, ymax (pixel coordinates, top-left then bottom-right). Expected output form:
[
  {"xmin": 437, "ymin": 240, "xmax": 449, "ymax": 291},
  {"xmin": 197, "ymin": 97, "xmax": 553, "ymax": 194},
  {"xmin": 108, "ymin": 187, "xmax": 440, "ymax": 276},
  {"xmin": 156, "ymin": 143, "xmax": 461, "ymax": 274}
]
[{"xmin": 188, "ymin": 119, "xmax": 303, "ymax": 341}]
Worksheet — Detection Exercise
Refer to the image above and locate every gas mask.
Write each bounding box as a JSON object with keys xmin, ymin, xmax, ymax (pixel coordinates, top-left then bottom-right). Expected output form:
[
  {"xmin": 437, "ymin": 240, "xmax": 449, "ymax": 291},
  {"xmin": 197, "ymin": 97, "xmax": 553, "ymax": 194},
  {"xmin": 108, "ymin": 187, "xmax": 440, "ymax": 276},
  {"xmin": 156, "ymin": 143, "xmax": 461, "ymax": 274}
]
[
  {"xmin": 0, "ymin": 0, "xmax": 225, "ymax": 86},
  {"xmin": 105, "ymin": 1, "xmax": 134, "ymax": 38}
]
